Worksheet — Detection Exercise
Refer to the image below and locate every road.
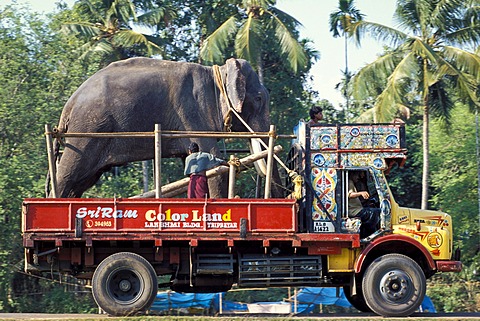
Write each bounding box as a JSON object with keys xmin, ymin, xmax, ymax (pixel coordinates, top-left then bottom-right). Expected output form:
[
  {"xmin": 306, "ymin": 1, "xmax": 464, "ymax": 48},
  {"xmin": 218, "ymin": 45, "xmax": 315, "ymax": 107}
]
[{"xmin": 0, "ymin": 312, "xmax": 480, "ymax": 320}]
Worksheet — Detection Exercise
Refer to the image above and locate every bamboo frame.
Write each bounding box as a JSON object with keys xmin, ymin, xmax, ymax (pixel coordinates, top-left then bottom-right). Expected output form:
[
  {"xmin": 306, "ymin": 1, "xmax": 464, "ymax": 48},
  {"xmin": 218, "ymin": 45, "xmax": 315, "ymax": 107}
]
[
  {"xmin": 50, "ymin": 130, "xmax": 295, "ymax": 139},
  {"xmin": 45, "ymin": 124, "xmax": 58, "ymax": 198},
  {"xmin": 47, "ymin": 124, "xmax": 293, "ymax": 199},
  {"xmin": 264, "ymin": 125, "xmax": 276, "ymax": 199},
  {"xmin": 154, "ymin": 124, "xmax": 162, "ymax": 198}
]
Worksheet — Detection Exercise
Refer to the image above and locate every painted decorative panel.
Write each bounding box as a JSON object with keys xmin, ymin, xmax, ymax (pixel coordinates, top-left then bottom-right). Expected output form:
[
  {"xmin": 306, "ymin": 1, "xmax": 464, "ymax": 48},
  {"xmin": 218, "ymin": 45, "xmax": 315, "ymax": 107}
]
[{"xmin": 311, "ymin": 167, "xmax": 337, "ymax": 232}]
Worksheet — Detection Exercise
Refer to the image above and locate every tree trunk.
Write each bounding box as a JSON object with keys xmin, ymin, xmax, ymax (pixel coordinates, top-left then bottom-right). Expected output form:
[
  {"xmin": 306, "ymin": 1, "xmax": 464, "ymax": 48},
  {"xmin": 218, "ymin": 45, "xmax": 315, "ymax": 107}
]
[
  {"xmin": 421, "ymin": 104, "xmax": 429, "ymax": 210},
  {"xmin": 421, "ymin": 59, "xmax": 430, "ymax": 210},
  {"xmin": 257, "ymin": 55, "xmax": 264, "ymax": 84},
  {"xmin": 344, "ymin": 33, "xmax": 349, "ymax": 120}
]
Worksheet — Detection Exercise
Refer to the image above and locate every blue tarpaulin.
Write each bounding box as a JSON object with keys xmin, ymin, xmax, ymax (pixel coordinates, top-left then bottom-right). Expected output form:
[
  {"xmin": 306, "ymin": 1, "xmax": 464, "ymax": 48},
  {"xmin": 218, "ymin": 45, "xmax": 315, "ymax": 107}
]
[
  {"xmin": 150, "ymin": 292, "xmax": 216, "ymax": 311},
  {"xmin": 149, "ymin": 288, "xmax": 436, "ymax": 314},
  {"xmin": 292, "ymin": 287, "xmax": 436, "ymax": 314},
  {"xmin": 295, "ymin": 287, "xmax": 351, "ymax": 307}
]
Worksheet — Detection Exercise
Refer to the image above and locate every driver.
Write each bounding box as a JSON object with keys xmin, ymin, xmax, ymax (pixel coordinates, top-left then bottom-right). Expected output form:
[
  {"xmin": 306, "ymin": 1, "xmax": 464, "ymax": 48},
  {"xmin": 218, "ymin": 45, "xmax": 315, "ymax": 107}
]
[{"xmin": 348, "ymin": 171, "xmax": 381, "ymax": 238}]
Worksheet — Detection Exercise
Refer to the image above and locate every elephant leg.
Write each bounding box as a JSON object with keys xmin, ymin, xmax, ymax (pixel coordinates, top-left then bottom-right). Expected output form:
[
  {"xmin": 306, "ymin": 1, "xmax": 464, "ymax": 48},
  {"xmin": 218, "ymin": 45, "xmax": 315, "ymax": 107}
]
[
  {"xmin": 54, "ymin": 140, "xmax": 108, "ymax": 198},
  {"xmin": 208, "ymin": 173, "xmax": 228, "ymax": 198},
  {"xmin": 270, "ymin": 162, "xmax": 284, "ymax": 198}
]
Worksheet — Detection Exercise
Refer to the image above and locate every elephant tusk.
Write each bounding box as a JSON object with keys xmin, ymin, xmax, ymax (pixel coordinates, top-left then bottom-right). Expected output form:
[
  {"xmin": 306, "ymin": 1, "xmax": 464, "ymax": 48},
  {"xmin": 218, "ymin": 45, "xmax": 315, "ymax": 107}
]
[{"xmin": 250, "ymin": 138, "xmax": 267, "ymax": 177}]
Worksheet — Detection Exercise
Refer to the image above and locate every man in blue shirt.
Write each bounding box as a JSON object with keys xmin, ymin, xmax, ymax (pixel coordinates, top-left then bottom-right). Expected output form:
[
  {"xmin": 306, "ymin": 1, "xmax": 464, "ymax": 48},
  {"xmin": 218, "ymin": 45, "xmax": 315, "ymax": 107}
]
[{"xmin": 184, "ymin": 142, "xmax": 228, "ymax": 198}]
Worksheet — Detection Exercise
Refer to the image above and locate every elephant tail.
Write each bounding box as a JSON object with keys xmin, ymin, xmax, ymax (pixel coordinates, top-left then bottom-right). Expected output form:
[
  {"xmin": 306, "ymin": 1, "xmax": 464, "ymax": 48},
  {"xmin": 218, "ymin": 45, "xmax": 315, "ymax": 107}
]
[
  {"xmin": 54, "ymin": 104, "xmax": 71, "ymax": 158},
  {"xmin": 45, "ymin": 109, "xmax": 69, "ymax": 197}
]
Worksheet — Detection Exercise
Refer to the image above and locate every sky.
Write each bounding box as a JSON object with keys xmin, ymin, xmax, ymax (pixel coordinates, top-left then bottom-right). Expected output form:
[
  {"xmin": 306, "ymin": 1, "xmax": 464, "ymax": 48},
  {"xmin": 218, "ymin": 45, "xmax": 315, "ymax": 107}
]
[{"xmin": 1, "ymin": 0, "xmax": 397, "ymax": 108}]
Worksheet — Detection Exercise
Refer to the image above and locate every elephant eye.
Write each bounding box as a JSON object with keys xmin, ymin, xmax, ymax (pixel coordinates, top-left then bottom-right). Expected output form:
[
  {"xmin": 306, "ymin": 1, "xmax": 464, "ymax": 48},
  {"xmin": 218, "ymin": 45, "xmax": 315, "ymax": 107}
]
[{"xmin": 254, "ymin": 95, "xmax": 262, "ymax": 102}]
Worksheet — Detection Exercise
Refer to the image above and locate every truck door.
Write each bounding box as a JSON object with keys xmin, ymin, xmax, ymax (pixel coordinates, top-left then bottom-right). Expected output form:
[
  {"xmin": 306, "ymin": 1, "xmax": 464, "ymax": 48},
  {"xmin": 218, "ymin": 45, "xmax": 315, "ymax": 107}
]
[
  {"xmin": 340, "ymin": 168, "xmax": 391, "ymax": 237},
  {"xmin": 308, "ymin": 167, "xmax": 341, "ymax": 233}
]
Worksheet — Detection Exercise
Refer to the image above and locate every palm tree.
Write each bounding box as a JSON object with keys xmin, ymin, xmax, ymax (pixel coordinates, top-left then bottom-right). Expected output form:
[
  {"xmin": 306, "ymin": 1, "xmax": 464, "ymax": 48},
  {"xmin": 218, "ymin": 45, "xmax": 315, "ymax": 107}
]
[
  {"xmin": 199, "ymin": 0, "xmax": 308, "ymax": 79},
  {"xmin": 350, "ymin": 0, "xmax": 480, "ymax": 209},
  {"xmin": 62, "ymin": 0, "xmax": 176, "ymax": 192},
  {"xmin": 329, "ymin": 0, "xmax": 364, "ymax": 113},
  {"xmin": 62, "ymin": 0, "xmax": 176, "ymax": 66}
]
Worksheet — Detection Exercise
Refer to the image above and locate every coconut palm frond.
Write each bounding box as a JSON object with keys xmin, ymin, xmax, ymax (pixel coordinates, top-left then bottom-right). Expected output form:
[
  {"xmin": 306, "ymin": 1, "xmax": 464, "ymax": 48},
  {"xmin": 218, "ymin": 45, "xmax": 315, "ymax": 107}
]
[
  {"xmin": 410, "ymin": 38, "xmax": 443, "ymax": 65},
  {"xmin": 76, "ymin": 0, "xmax": 106, "ymax": 24},
  {"xmin": 61, "ymin": 22, "xmax": 102, "ymax": 38},
  {"xmin": 112, "ymin": 29, "xmax": 162, "ymax": 56},
  {"xmin": 200, "ymin": 16, "xmax": 238, "ymax": 65},
  {"xmin": 445, "ymin": 25, "xmax": 480, "ymax": 47},
  {"xmin": 269, "ymin": 11, "xmax": 308, "ymax": 73},
  {"xmin": 107, "ymin": 0, "xmax": 136, "ymax": 23},
  {"xmin": 372, "ymin": 53, "xmax": 419, "ymax": 122},
  {"xmin": 352, "ymin": 51, "xmax": 401, "ymax": 100},
  {"xmin": 442, "ymin": 46, "xmax": 480, "ymax": 80},
  {"xmin": 354, "ymin": 108, "xmax": 375, "ymax": 123},
  {"xmin": 136, "ymin": 6, "xmax": 177, "ymax": 28},
  {"xmin": 235, "ymin": 16, "xmax": 262, "ymax": 65},
  {"xmin": 78, "ymin": 39, "xmax": 115, "ymax": 62},
  {"xmin": 456, "ymin": 72, "xmax": 480, "ymax": 107},
  {"xmin": 428, "ymin": 80, "xmax": 454, "ymax": 127},
  {"xmin": 373, "ymin": 90, "xmax": 401, "ymax": 122},
  {"xmin": 329, "ymin": 0, "xmax": 364, "ymax": 37},
  {"xmin": 269, "ymin": 6, "xmax": 303, "ymax": 28},
  {"xmin": 350, "ymin": 20, "xmax": 409, "ymax": 47}
]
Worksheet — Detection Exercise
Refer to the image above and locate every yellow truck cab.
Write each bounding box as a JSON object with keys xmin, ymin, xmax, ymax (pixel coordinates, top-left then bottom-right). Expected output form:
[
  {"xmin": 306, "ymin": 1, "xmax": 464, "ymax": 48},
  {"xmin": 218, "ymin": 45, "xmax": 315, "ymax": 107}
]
[{"xmin": 286, "ymin": 121, "xmax": 462, "ymax": 316}]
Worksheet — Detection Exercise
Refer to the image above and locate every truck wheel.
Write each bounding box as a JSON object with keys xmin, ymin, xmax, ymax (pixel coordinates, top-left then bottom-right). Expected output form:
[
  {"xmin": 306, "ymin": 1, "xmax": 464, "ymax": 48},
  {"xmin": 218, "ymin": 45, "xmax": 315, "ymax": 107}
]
[
  {"xmin": 92, "ymin": 252, "xmax": 158, "ymax": 316},
  {"xmin": 362, "ymin": 253, "xmax": 426, "ymax": 317},
  {"xmin": 343, "ymin": 282, "xmax": 371, "ymax": 312}
]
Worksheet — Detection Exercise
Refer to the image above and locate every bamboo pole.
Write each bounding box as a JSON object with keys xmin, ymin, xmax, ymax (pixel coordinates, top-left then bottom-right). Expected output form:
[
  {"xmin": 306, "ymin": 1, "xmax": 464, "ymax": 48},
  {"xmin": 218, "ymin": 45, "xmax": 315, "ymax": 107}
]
[
  {"xmin": 264, "ymin": 125, "xmax": 276, "ymax": 199},
  {"xmin": 155, "ymin": 124, "xmax": 162, "ymax": 198},
  {"xmin": 130, "ymin": 145, "xmax": 283, "ymax": 198},
  {"xmin": 228, "ymin": 155, "xmax": 236, "ymax": 198},
  {"xmin": 45, "ymin": 124, "xmax": 58, "ymax": 198},
  {"xmin": 55, "ymin": 131, "xmax": 295, "ymax": 139}
]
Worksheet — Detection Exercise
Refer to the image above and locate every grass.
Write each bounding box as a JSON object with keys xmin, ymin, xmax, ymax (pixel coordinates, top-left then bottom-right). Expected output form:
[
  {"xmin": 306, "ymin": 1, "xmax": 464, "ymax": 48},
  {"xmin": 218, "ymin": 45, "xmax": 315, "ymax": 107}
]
[{"xmin": 1, "ymin": 314, "xmax": 479, "ymax": 321}]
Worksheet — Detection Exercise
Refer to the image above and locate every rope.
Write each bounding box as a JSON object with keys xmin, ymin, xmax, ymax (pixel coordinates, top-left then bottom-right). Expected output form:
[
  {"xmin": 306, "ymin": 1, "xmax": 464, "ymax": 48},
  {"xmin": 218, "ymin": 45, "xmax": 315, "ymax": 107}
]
[
  {"xmin": 212, "ymin": 65, "xmax": 233, "ymax": 132},
  {"xmin": 289, "ymin": 170, "xmax": 303, "ymax": 200},
  {"xmin": 213, "ymin": 63, "xmax": 300, "ymax": 191},
  {"xmin": 228, "ymin": 156, "xmax": 241, "ymax": 167}
]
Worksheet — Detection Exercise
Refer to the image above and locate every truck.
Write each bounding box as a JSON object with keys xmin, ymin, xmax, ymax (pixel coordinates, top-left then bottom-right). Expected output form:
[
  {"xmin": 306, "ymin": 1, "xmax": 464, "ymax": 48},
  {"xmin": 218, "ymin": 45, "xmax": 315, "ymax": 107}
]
[{"xmin": 22, "ymin": 121, "xmax": 462, "ymax": 317}]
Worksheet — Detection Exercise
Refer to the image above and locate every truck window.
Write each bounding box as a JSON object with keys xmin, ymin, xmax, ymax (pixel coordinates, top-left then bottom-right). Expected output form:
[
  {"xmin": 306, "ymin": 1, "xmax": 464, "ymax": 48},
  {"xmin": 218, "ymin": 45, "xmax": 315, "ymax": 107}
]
[{"xmin": 343, "ymin": 169, "xmax": 381, "ymax": 238}]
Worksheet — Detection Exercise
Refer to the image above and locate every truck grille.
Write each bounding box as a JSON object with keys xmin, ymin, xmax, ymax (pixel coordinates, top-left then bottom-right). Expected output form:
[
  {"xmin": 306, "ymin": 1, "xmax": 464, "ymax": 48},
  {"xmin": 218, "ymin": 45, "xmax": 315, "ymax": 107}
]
[
  {"xmin": 195, "ymin": 254, "xmax": 234, "ymax": 275},
  {"xmin": 238, "ymin": 255, "xmax": 322, "ymax": 287}
]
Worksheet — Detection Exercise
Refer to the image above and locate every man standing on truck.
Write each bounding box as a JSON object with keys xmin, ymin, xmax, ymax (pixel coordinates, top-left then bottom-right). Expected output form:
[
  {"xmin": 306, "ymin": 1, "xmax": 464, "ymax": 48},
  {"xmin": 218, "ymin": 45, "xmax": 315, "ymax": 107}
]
[
  {"xmin": 348, "ymin": 171, "xmax": 380, "ymax": 238},
  {"xmin": 307, "ymin": 105, "xmax": 323, "ymax": 125},
  {"xmin": 184, "ymin": 142, "xmax": 228, "ymax": 198}
]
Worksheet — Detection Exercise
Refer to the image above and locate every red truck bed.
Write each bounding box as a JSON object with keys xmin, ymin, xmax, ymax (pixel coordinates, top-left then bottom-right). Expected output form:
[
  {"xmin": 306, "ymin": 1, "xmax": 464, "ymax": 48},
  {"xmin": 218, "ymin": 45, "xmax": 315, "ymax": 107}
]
[
  {"xmin": 22, "ymin": 198, "xmax": 297, "ymax": 234},
  {"xmin": 22, "ymin": 198, "xmax": 360, "ymax": 254}
]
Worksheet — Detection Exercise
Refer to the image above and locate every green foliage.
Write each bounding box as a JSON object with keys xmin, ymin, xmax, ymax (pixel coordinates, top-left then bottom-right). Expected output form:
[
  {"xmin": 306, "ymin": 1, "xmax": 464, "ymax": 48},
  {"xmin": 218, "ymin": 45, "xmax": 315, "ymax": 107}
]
[
  {"xmin": 385, "ymin": 120, "xmax": 423, "ymax": 209},
  {"xmin": 329, "ymin": 0, "xmax": 364, "ymax": 39},
  {"xmin": 429, "ymin": 104, "xmax": 480, "ymax": 265},
  {"xmin": 11, "ymin": 278, "xmax": 96, "ymax": 313},
  {"xmin": 199, "ymin": 0, "xmax": 309, "ymax": 74},
  {"xmin": 2, "ymin": 0, "xmax": 479, "ymax": 314},
  {"xmin": 427, "ymin": 262, "xmax": 480, "ymax": 312},
  {"xmin": 61, "ymin": 0, "xmax": 176, "ymax": 66},
  {"xmin": 350, "ymin": 0, "xmax": 480, "ymax": 209},
  {"xmin": 0, "ymin": 3, "xmax": 92, "ymax": 312}
]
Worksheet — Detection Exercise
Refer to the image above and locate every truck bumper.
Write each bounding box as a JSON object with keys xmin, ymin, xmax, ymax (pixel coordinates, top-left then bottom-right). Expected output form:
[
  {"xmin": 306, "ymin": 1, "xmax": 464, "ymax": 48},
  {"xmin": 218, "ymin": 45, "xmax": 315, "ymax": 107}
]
[{"xmin": 436, "ymin": 260, "xmax": 462, "ymax": 272}]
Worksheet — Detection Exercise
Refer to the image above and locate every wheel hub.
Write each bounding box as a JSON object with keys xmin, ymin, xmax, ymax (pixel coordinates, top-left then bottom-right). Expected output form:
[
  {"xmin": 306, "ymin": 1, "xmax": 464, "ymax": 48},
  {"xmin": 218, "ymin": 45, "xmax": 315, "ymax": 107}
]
[
  {"xmin": 379, "ymin": 270, "xmax": 411, "ymax": 302},
  {"xmin": 119, "ymin": 279, "xmax": 132, "ymax": 292}
]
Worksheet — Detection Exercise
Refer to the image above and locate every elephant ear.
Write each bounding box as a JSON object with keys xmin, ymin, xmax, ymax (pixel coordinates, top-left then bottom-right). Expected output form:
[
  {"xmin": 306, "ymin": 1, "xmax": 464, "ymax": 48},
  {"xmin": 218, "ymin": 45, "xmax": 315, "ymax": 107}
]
[{"xmin": 225, "ymin": 58, "xmax": 246, "ymax": 113}]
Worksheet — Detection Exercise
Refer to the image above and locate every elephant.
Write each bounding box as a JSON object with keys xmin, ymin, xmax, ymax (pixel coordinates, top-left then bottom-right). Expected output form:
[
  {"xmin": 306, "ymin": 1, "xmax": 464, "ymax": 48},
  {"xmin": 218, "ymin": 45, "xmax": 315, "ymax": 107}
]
[{"xmin": 51, "ymin": 57, "xmax": 283, "ymax": 198}]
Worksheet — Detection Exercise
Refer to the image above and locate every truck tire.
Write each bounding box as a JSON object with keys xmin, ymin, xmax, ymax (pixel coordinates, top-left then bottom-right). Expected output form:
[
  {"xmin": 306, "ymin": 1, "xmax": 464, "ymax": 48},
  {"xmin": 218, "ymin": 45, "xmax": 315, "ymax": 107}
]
[
  {"xmin": 92, "ymin": 252, "xmax": 158, "ymax": 316},
  {"xmin": 362, "ymin": 253, "xmax": 426, "ymax": 317},
  {"xmin": 343, "ymin": 282, "xmax": 371, "ymax": 312}
]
